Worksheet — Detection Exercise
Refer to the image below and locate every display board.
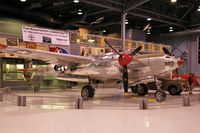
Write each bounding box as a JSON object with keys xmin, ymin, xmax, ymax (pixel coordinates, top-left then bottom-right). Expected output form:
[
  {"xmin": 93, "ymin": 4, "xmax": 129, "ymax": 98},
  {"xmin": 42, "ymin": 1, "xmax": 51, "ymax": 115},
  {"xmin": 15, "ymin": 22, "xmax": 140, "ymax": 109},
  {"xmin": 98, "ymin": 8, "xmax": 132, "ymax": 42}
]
[
  {"xmin": 22, "ymin": 26, "xmax": 70, "ymax": 45},
  {"xmin": 80, "ymin": 46, "xmax": 105, "ymax": 56}
]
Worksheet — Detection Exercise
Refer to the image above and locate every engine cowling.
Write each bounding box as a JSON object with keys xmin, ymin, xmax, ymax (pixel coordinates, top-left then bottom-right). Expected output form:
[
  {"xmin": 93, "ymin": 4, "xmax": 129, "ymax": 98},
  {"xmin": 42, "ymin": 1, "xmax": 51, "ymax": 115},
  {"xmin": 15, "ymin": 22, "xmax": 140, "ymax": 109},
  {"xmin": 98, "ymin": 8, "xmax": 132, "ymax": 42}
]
[{"xmin": 54, "ymin": 65, "xmax": 67, "ymax": 73}]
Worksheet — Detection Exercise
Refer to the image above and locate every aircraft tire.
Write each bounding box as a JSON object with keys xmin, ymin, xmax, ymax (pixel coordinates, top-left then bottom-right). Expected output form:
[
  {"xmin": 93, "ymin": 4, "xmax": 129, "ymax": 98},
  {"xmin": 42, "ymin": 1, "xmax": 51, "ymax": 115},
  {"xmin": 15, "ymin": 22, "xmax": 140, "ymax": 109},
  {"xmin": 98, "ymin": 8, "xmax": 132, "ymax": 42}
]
[
  {"xmin": 168, "ymin": 85, "xmax": 178, "ymax": 95},
  {"xmin": 138, "ymin": 84, "xmax": 148, "ymax": 96},
  {"xmin": 81, "ymin": 85, "xmax": 95, "ymax": 99},
  {"xmin": 155, "ymin": 90, "xmax": 166, "ymax": 102},
  {"xmin": 131, "ymin": 85, "xmax": 138, "ymax": 94}
]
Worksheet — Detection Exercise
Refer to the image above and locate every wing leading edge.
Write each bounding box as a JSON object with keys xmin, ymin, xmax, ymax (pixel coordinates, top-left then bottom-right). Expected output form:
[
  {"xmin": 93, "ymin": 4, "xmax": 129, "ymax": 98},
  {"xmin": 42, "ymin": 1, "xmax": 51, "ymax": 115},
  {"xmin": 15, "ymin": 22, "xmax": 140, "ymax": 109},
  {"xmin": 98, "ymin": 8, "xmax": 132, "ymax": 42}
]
[{"xmin": 0, "ymin": 44, "xmax": 94, "ymax": 66}]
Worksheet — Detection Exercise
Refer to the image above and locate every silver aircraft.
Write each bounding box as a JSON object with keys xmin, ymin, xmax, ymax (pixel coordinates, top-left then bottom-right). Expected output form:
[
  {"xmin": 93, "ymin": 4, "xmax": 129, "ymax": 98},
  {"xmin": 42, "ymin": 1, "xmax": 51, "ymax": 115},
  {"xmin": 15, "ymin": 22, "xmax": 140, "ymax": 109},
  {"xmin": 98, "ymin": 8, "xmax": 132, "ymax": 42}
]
[{"xmin": 0, "ymin": 39, "xmax": 185, "ymax": 101}]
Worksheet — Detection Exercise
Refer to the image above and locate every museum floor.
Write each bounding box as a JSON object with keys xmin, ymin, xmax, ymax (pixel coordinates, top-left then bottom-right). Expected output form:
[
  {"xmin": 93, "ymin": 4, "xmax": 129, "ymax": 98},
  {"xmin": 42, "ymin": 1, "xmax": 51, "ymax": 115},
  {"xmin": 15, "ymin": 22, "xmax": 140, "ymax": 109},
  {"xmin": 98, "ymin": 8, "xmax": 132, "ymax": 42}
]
[{"xmin": 0, "ymin": 87, "xmax": 200, "ymax": 133}]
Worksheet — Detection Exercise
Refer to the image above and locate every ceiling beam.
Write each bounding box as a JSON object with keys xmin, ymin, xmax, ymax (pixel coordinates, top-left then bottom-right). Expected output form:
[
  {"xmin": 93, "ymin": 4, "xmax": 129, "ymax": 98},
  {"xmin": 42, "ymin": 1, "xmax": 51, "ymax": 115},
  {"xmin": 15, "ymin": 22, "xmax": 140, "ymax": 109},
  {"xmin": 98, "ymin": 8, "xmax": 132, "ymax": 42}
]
[
  {"xmin": 105, "ymin": 0, "xmax": 124, "ymax": 6},
  {"xmin": 80, "ymin": 0, "xmax": 120, "ymax": 11},
  {"xmin": 135, "ymin": 8, "xmax": 189, "ymax": 24},
  {"xmin": 160, "ymin": 29, "xmax": 200, "ymax": 37},
  {"xmin": 128, "ymin": 12, "xmax": 186, "ymax": 28},
  {"xmin": 189, "ymin": 23, "xmax": 200, "ymax": 27},
  {"xmin": 180, "ymin": 4, "xmax": 193, "ymax": 21},
  {"xmin": 125, "ymin": 0, "xmax": 150, "ymax": 12},
  {"xmin": 39, "ymin": 1, "xmax": 72, "ymax": 11},
  {"xmin": 87, "ymin": 9, "xmax": 111, "ymax": 17},
  {"xmin": 153, "ymin": 24, "xmax": 170, "ymax": 28},
  {"xmin": 92, "ymin": 22, "xmax": 121, "ymax": 28},
  {"xmin": 80, "ymin": 0, "xmax": 186, "ymax": 28}
]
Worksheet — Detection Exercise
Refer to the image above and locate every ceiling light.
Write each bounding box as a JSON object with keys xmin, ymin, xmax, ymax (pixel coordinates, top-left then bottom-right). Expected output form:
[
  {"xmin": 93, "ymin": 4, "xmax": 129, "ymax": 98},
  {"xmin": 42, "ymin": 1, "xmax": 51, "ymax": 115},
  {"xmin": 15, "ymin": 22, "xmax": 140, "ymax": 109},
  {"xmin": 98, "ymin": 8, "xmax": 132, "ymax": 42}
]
[
  {"xmin": 103, "ymin": 30, "xmax": 106, "ymax": 33},
  {"xmin": 20, "ymin": 0, "xmax": 26, "ymax": 2},
  {"xmin": 171, "ymin": 0, "xmax": 177, "ymax": 3},
  {"xmin": 169, "ymin": 27, "xmax": 173, "ymax": 32},
  {"xmin": 74, "ymin": 0, "xmax": 79, "ymax": 3},
  {"xmin": 198, "ymin": 6, "xmax": 200, "ymax": 12},
  {"xmin": 147, "ymin": 18, "xmax": 151, "ymax": 21},
  {"xmin": 125, "ymin": 19, "xmax": 128, "ymax": 24},
  {"xmin": 78, "ymin": 9, "xmax": 82, "ymax": 15},
  {"xmin": 147, "ymin": 30, "xmax": 151, "ymax": 35}
]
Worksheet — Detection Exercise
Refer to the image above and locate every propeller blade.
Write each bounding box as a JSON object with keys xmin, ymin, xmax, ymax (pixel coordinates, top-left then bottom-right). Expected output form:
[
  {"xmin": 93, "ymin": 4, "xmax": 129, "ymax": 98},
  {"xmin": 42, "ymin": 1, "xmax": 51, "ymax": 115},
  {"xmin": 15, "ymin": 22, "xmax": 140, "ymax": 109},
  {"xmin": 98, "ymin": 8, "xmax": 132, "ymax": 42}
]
[
  {"xmin": 123, "ymin": 65, "xmax": 128, "ymax": 93},
  {"xmin": 104, "ymin": 39, "xmax": 121, "ymax": 56},
  {"xmin": 179, "ymin": 50, "xmax": 188, "ymax": 60},
  {"xmin": 129, "ymin": 46, "xmax": 142, "ymax": 56},
  {"xmin": 162, "ymin": 47, "xmax": 172, "ymax": 56}
]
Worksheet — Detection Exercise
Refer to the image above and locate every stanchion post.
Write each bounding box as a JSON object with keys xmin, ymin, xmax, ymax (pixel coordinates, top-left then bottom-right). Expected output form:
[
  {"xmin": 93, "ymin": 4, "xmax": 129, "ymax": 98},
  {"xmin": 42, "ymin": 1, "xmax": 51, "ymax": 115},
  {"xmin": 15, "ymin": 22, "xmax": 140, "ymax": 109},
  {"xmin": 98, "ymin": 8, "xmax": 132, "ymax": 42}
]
[
  {"xmin": 75, "ymin": 97, "xmax": 83, "ymax": 109},
  {"xmin": 199, "ymin": 94, "xmax": 200, "ymax": 102},
  {"xmin": 139, "ymin": 98, "xmax": 148, "ymax": 109},
  {"xmin": 17, "ymin": 96, "xmax": 26, "ymax": 106},
  {"xmin": 183, "ymin": 96, "xmax": 190, "ymax": 106},
  {"xmin": 0, "ymin": 92, "xmax": 3, "ymax": 102},
  {"xmin": 6, "ymin": 87, "xmax": 11, "ymax": 94}
]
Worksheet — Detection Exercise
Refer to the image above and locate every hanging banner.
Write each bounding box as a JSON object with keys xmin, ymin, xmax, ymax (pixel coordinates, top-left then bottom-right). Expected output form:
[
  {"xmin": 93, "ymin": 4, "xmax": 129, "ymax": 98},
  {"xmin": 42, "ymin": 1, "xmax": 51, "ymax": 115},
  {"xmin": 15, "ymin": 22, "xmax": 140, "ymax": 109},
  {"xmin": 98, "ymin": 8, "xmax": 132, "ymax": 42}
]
[{"xmin": 22, "ymin": 26, "xmax": 70, "ymax": 45}]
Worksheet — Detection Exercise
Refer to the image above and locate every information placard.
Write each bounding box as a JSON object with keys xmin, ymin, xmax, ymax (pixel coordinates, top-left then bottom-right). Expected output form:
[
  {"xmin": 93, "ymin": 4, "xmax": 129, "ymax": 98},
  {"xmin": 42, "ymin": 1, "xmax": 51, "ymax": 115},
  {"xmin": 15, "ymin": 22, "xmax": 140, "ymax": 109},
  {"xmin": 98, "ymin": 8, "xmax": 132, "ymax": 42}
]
[{"xmin": 22, "ymin": 26, "xmax": 70, "ymax": 45}]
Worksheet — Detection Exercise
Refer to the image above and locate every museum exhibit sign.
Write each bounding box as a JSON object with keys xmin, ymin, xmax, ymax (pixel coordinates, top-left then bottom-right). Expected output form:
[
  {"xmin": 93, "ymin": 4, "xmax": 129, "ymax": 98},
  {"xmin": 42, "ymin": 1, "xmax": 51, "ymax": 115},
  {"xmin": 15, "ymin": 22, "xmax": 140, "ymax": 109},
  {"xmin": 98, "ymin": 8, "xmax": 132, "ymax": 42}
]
[{"xmin": 22, "ymin": 26, "xmax": 70, "ymax": 45}]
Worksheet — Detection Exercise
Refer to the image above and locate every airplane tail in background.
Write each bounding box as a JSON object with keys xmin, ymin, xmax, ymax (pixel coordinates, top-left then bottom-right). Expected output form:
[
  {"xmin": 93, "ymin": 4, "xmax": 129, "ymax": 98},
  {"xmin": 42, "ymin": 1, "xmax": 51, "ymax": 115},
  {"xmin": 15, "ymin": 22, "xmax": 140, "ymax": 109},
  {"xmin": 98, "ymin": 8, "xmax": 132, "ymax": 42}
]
[
  {"xmin": 48, "ymin": 45, "xmax": 70, "ymax": 54},
  {"xmin": 58, "ymin": 47, "xmax": 70, "ymax": 54}
]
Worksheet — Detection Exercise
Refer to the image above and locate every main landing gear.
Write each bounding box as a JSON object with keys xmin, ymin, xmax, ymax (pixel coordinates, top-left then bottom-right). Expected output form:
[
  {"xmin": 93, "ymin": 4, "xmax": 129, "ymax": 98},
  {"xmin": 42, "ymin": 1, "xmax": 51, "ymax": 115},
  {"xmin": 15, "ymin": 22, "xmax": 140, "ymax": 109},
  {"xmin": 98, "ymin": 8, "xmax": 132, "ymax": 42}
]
[
  {"xmin": 81, "ymin": 85, "xmax": 95, "ymax": 99},
  {"xmin": 131, "ymin": 84, "xmax": 148, "ymax": 96}
]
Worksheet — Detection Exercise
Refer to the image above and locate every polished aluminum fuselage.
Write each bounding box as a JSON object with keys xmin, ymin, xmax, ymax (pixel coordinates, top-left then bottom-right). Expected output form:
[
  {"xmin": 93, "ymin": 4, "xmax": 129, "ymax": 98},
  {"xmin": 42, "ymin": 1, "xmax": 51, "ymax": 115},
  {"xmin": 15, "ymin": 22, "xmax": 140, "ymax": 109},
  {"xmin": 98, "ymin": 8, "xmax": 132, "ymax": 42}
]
[{"xmin": 63, "ymin": 53, "xmax": 180, "ymax": 84}]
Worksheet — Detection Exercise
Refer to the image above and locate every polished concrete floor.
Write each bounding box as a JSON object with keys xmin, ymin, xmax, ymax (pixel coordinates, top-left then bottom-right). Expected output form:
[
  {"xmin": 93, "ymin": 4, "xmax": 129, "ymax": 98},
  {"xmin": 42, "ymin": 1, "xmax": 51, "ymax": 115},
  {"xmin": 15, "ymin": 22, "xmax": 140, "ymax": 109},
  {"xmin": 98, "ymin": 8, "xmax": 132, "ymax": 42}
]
[{"xmin": 0, "ymin": 87, "xmax": 200, "ymax": 133}]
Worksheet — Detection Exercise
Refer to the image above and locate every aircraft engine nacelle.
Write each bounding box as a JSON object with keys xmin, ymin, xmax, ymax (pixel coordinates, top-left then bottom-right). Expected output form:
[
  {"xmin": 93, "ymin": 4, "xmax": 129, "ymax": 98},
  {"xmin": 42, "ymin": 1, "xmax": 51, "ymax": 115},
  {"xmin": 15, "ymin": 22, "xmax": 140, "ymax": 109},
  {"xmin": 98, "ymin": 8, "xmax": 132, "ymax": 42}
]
[{"xmin": 54, "ymin": 65, "xmax": 67, "ymax": 73}]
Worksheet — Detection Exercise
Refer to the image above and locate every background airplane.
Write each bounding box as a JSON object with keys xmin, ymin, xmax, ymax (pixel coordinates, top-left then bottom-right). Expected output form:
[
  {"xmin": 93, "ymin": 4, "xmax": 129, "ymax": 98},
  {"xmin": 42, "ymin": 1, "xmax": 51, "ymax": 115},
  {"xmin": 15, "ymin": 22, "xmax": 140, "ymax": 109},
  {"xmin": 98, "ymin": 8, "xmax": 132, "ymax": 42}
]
[
  {"xmin": 0, "ymin": 39, "xmax": 186, "ymax": 101},
  {"xmin": 172, "ymin": 73, "xmax": 200, "ymax": 86}
]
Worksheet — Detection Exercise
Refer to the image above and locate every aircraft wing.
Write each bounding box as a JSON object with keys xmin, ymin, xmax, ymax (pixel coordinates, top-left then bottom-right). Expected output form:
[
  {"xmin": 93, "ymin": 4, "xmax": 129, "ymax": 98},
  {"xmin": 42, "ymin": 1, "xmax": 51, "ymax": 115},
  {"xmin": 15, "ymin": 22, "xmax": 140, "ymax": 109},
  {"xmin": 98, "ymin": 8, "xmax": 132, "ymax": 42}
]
[{"xmin": 0, "ymin": 45, "xmax": 94, "ymax": 66}]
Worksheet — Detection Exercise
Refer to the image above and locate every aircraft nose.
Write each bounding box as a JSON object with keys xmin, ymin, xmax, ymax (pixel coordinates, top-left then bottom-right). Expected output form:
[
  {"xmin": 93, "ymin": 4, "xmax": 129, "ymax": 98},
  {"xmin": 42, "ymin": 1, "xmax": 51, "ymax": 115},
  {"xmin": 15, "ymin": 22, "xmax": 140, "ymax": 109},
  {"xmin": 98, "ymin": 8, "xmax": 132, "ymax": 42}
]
[{"xmin": 177, "ymin": 60, "xmax": 184, "ymax": 66}]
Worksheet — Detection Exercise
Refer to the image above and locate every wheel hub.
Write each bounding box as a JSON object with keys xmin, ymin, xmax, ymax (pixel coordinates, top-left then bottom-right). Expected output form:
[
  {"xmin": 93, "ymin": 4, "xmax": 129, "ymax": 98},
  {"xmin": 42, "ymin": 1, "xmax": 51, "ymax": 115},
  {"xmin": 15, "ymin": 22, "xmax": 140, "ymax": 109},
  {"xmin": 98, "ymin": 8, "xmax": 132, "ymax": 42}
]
[
  {"xmin": 82, "ymin": 89, "xmax": 89, "ymax": 98},
  {"xmin": 156, "ymin": 92, "xmax": 162, "ymax": 101}
]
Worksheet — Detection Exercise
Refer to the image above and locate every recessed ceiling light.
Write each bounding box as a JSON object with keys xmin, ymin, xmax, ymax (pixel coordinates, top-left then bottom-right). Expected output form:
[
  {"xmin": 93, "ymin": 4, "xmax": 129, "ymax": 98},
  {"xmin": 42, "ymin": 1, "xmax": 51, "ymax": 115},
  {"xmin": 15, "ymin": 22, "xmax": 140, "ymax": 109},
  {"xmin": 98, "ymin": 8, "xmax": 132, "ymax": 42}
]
[
  {"xmin": 147, "ymin": 30, "xmax": 151, "ymax": 34},
  {"xmin": 125, "ymin": 19, "xmax": 128, "ymax": 24},
  {"xmin": 74, "ymin": 0, "xmax": 79, "ymax": 3},
  {"xmin": 78, "ymin": 9, "xmax": 82, "ymax": 15},
  {"xmin": 147, "ymin": 18, "xmax": 151, "ymax": 21},
  {"xmin": 171, "ymin": 0, "xmax": 177, "ymax": 3},
  {"xmin": 20, "ymin": 0, "xmax": 26, "ymax": 2},
  {"xmin": 198, "ymin": 6, "xmax": 200, "ymax": 12},
  {"xmin": 169, "ymin": 27, "xmax": 173, "ymax": 32}
]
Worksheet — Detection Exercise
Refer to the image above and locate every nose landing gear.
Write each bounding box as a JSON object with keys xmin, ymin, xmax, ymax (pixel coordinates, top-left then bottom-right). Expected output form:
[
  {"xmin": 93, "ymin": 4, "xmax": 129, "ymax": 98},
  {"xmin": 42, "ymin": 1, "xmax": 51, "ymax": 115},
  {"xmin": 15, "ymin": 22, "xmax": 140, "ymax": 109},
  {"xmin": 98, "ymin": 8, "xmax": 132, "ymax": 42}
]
[
  {"xmin": 154, "ymin": 77, "xmax": 166, "ymax": 102},
  {"xmin": 155, "ymin": 90, "xmax": 166, "ymax": 102}
]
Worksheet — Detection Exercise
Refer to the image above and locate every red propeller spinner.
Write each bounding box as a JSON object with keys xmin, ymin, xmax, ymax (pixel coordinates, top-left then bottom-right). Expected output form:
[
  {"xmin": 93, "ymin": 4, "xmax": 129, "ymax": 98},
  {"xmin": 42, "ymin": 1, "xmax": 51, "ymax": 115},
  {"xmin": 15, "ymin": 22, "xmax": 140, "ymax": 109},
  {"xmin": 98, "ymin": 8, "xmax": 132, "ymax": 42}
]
[
  {"xmin": 118, "ymin": 53, "xmax": 133, "ymax": 66},
  {"xmin": 177, "ymin": 59, "xmax": 184, "ymax": 66},
  {"xmin": 104, "ymin": 39, "xmax": 142, "ymax": 66}
]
